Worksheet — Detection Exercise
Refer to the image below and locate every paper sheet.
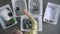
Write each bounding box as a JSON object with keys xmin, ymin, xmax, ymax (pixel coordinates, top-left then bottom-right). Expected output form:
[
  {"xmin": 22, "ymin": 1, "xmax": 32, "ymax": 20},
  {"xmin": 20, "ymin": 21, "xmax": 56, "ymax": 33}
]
[{"xmin": 44, "ymin": 6, "xmax": 56, "ymax": 21}]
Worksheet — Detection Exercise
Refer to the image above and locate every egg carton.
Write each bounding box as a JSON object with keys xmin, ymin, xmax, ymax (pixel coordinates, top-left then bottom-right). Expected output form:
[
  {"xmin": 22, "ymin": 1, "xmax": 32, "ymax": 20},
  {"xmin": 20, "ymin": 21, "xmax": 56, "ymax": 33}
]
[
  {"xmin": 43, "ymin": 2, "xmax": 60, "ymax": 25},
  {"xmin": 28, "ymin": 0, "xmax": 43, "ymax": 15},
  {"xmin": 0, "ymin": 4, "xmax": 17, "ymax": 29},
  {"xmin": 11, "ymin": 0, "xmax": 27, "ymax": 17},
  {"xmin": 20, "ymin": 15, "xmax": 42, "ymax": 31}
]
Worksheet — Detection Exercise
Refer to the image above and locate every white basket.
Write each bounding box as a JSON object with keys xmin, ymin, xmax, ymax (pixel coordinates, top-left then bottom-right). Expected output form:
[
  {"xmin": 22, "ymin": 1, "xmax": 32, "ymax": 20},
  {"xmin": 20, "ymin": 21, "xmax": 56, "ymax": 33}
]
[
  {"xmin": 20, "ymin": 15, "xmax": 42, "ymax": 31},
  {"xmin": 11, "ymin": 0, "xmax": 27, "ymax": 17},
  {"xmin": 43, "ymin": 2, "xmax": 60, "ymax": 25},
  {"xmin": 0, "ymin": 4, "xmax": 17, "ymax": 29}
]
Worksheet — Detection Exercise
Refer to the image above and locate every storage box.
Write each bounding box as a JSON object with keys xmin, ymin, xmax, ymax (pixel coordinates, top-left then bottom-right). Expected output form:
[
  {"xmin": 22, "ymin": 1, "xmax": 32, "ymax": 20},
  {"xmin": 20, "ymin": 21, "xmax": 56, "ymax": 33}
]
[
  {"xmin": 28, "ymin": 0, "xmax": 43, "ymax": 15},
  {"xmin": 20, "ymin": 15, "xmax": 42, "ymax": 31},
  {"xmin": 0, "ymin": 4, "xmax": 17, "ymax": 29},
  {"xmin": 43, "ymin": 2, "xmax": 60, "ymax": 25},
  {"xmin": 11, "ymin": 0, "xmax": 27, "ymax": 17}
]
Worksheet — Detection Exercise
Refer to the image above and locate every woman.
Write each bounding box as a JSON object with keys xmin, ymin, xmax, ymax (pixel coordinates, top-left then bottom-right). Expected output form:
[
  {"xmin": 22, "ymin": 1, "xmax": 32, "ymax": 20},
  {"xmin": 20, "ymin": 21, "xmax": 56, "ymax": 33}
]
[{"xmin": 12, "ymin": 9, "xmax": 37, "ymax": 34}]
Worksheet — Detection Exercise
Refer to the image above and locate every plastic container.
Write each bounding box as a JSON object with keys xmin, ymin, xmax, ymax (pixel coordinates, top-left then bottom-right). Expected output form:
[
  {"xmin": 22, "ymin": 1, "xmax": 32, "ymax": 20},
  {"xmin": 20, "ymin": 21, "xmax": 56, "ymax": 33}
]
[
  {"xmin": 0, "ymin": 4, "xmax": 17, "ymax": 29},
  {"xmin": 20, "ymin": 15, "xmax": 42, "ymax": 31},
  {"xmin": 28, "ymin": 0, "xmax": 43, "ymax": 15},
  {"xmin": 11, "ymin": 0, "xmax": 27, "ymax": 17},
  {"xmin": 43, "ymin": 2, "xmax": 60, "ymax": 25}
]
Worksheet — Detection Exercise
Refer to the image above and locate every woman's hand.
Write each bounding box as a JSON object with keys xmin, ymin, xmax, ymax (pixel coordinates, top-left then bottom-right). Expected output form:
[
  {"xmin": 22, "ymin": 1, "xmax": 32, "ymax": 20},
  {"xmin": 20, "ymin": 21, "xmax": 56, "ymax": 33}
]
[
  {"xmin": 12, "ymin": 29, "xmax": 23, "ymax": 34},
  {"xmin": 22, "ymin": 9, "xmax": 32, "ymax": 18}
]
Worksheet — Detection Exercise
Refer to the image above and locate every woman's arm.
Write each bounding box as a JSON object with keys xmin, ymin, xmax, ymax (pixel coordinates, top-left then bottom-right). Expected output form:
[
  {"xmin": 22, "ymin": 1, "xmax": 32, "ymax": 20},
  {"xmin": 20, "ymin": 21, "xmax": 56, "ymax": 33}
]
[
  {"xmin": 22, "ymin": 9, "xmax": 37, "ymax": 34},
  {"xmin": 22, "ymin": 9, "xmax": 32, "ymax": 18}
]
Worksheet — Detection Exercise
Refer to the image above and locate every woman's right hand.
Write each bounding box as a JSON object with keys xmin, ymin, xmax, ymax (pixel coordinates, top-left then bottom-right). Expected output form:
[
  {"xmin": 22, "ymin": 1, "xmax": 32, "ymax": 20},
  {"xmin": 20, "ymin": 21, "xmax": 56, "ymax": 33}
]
[{"xmin": 22, "ymin": 9, "xmax": 32, "ymax": 18}]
